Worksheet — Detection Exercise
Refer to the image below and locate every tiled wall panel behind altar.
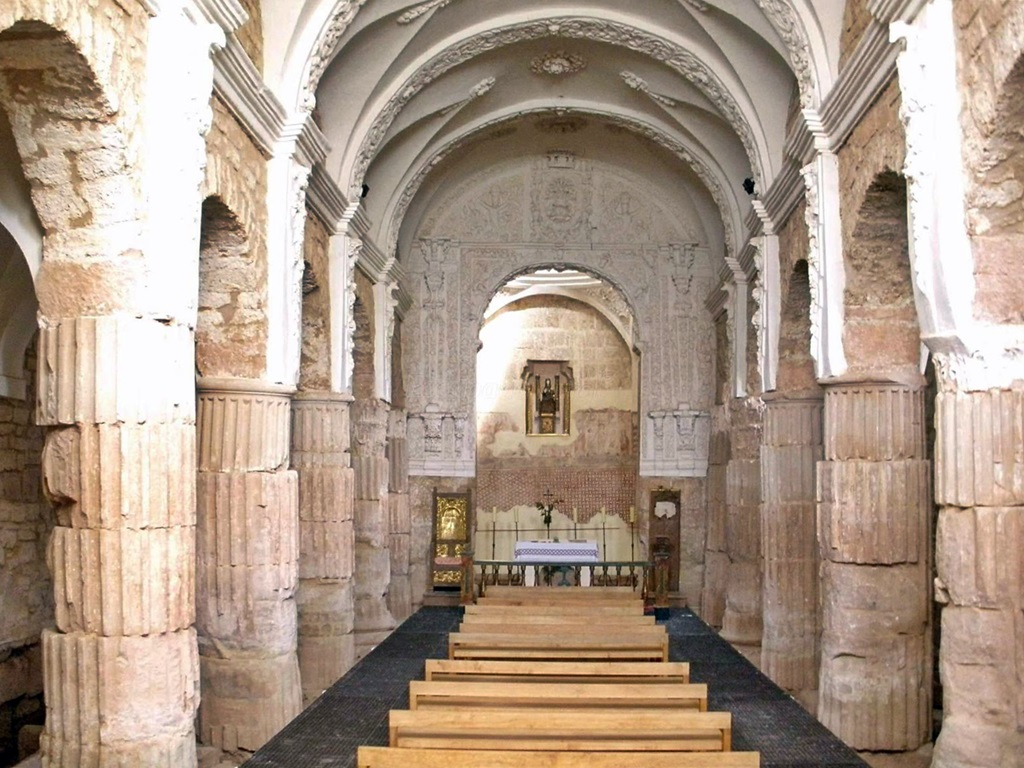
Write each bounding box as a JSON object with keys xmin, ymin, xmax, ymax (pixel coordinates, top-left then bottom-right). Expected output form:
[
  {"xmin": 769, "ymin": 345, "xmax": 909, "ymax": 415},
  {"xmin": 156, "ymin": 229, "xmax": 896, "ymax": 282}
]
[{"xmin": 477, "ymin": 465, "xmax": 636, "ymax": 525}]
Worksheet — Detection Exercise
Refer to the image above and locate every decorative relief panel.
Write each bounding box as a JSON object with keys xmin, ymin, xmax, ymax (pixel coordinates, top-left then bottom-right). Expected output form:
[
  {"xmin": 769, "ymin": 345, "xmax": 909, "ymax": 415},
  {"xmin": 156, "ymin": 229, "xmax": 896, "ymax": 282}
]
[{"xmin": 404, "ymin": 157, "xmax": 716, "ymax": 478}]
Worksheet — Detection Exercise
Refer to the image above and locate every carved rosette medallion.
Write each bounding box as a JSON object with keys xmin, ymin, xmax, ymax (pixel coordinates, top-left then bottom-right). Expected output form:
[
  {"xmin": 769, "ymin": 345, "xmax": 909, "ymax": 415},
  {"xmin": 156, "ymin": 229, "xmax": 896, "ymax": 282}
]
[{"xmin": 530, "ymin": 51, "xmax": 587, "ymax": 76}]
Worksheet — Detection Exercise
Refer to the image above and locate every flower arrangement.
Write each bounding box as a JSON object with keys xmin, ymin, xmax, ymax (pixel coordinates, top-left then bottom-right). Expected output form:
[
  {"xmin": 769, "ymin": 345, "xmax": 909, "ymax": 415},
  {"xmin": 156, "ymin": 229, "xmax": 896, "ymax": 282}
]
[{"xmin": 535, "ymin": 499, "xmax": 563, "ymax": 537}]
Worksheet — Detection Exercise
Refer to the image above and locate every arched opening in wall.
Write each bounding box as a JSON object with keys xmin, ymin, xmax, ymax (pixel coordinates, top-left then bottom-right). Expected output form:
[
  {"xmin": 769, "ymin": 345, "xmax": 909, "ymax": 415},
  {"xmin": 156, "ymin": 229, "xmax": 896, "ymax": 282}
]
[
  {"xmin": 474, "ymin": 269, "xmax": 639, "ymax": 578},
  {"xmin": 197, "ymin": 197, "xmax": 262, "ymax": 379},
  {"xmin": 0, "ymin": 225, "xmax": 48, "ymax": 767},
  {"xmin": 776, "ymin": 260, "xmax": 818, "ymax": 393},
  {"xmin": 966, "ymin": 52, "xmax": 1024, "ymax": 324},
  {"xmin": 844, "ymin": 171, "xmax": 921, "ymax": 380}
]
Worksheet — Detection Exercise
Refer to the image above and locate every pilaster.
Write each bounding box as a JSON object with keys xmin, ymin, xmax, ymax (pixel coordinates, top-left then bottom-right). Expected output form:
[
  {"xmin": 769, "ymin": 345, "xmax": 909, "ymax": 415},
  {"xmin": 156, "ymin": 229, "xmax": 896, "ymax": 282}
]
[
  {"xmin": 291, "ymin": 391, "xmax": 356, "ymax": 707},
  {"xmin": 386, "ymin": 407, "xmax": 412, "ymax": 622},
  {"xmin": 760, "ymin": 395, "xmax": 823, "ymax": 705},
  {"xmin": 817, "ymin": 382, "xmax": 931, "ymax": 750},
  {"xmin": 195, "ymin": 377, "xmax": 300, "ymax": 752}
]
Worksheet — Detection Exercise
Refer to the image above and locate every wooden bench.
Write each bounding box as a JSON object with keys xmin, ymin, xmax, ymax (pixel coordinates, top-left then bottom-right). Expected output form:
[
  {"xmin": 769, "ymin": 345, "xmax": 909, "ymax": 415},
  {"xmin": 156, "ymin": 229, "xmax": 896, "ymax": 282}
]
[
  {"xmin": 460, "ymin": 613, "xmax": 656, "ymax": 627},
  {"xmin": 482, "ymin": 586, "xmax": 639, "ymax": 599},
  {"xmin": 358, "ymin": 746, "xmax": 761, "ymax": 767},
  {"xmin": 449, "ymin": 632, "xmax": 668, "ymax": 661},
  {"xmin": 464, "ymin": 602, "xmax": 645, "ymax": 617},
  {"xmin": 478, "ymin": 596, "xmax": 643, "ymax": 608},
  {"xmin": 408, "ymin": 680, "xmax": 708, "ymax": 711},
  {"xmin": 389, "ymin": 709, "xmax": 733, "ymax": 751},
  {"xmin": 424, "ymin": 659, "xmax": 690, "ymax": 684},
  {"xmin": 457, "ymin": 619, "xmax": 663, "ymax": 635}
]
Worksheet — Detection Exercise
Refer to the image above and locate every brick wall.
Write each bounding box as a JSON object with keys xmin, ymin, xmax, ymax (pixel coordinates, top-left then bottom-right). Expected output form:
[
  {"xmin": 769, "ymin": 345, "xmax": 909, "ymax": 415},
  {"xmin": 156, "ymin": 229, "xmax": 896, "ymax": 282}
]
[
  {"xmin": 840, "ymin": 0, "xmax": 873, "ymax": 71},
  {"xmin": 235, "ymin": 0, "xmax": 264, "ymax": 75}
]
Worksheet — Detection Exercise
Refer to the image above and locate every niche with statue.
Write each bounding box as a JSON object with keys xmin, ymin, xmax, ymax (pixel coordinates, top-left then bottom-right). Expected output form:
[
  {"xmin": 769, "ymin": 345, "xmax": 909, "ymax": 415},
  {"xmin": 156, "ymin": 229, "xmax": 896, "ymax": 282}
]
[{"xmin": 522, "ymin": 360, "xmax": 574, "ymax": 435}]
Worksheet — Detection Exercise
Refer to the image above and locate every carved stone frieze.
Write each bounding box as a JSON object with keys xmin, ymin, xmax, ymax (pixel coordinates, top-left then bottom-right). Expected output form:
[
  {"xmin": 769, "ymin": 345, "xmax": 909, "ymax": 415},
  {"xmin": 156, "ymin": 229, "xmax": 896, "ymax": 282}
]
[
  {"xmin": 800, "ymin": 161, "xmax": 824, "ymax": 372},
  {"xmin": 351, "ymin": 17, "xmax": 764, "ymax": 191}
]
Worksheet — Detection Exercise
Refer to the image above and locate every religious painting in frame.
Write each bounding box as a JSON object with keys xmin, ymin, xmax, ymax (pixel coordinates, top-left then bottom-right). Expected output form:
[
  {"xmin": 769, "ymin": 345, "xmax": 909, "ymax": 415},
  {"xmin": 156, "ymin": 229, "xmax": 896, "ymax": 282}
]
[{"xmin": 431, "ymin": 490, "xmax": 472, "ymax": 589}]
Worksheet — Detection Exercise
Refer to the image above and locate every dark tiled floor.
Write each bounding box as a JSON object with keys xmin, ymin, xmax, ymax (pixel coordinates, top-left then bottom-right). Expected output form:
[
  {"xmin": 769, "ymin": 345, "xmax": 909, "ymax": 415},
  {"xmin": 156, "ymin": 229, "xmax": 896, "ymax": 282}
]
[{"xmin": 244, "ymin": 607, "xmax": 868, "ymax": 768}]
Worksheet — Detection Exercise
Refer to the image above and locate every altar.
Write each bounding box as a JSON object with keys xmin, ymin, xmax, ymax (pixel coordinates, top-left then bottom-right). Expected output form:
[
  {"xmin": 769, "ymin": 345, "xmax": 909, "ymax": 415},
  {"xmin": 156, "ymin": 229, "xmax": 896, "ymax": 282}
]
[{"xmin": 514, "ymin": 540, "xmax": 599, "ymax": 586}]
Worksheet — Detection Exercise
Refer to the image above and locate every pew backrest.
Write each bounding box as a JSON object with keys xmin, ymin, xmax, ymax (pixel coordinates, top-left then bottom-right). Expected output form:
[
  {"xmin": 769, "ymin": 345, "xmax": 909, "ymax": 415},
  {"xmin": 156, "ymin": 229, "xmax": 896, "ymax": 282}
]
[
  {"xmin": 358, "ymin": 746, "xmax": 760, "ymax": 767},
  {"xmin": 424, "ymin": 659, "xmax": 690, "ymax": 684},
  {"xmin": 408, "ymin": 680, "xmax": 708, "ymax": 711}
]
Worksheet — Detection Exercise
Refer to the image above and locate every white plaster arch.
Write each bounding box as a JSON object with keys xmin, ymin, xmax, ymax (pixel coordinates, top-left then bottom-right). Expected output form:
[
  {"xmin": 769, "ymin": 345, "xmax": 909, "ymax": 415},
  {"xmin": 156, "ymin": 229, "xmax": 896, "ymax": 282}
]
[
  {"xmin": 0, "ymin": 112, "xmax": 42, "ymax": 282},
  {"xmin": 338, "ymin": 10, "xmax": 773, "ymax": 194},
  {"xmin": 381, "ymin": 102, "xmax": 743, "ymax": 265},
  {"xmin": 0, "ymin": 223, "xmax": 38, "ymax": 400},
  {"xmin": 481, "ymin": 274, "xmax": 640, "ymax": 354}
]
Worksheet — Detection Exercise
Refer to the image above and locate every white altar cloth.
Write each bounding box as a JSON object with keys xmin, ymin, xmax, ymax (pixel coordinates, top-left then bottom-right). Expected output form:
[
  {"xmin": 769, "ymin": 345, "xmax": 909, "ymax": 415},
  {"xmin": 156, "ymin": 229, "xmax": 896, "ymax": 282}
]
[
  {"xmin": 514, "ymin": 540, "xmax": 598, "ymax": 586},
  {"xmin": 514, "ymin": 540, "xmax": 599, "ymax": 562}
]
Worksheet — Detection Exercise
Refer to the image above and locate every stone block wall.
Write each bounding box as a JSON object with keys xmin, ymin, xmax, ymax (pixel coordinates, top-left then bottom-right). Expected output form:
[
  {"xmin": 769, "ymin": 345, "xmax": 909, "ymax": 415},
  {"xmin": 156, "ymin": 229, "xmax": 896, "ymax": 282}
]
[
  {"xmin": 840, "ymin": 0, "xmax": 873, "ymax": 71},
  {"xmin": 0, "ymin": 343, "xmax": 49, "ymax": 764}
]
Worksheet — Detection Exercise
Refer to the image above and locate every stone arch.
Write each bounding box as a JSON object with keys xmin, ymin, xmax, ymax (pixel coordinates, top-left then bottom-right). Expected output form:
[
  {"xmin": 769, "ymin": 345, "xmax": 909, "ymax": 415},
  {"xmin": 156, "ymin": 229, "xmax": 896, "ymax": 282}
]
[
  {"xmin": 842, "ymin": 170, "xmax": 921, "ymax": 380},
  {"xmin": 0, "ymin": 17, "xmax": 141, "ymax": 318},
  {"xmin": 776, "ymin": 259, "xmax": 818, "ymax": 392},
  {"xmin": 964, "ymin": 51, "xmax": 1024, "ymax": 324},
  {"xmin": 473, "ymin": 262, "xmax": 641, "ymax": 353},
  {"xmin": 197, "ymin": 196, "xmax": 267, "ymax": 379},
  {"xmin": 0, "ymin": 223, "xmax": 38, "ymax": 401}
]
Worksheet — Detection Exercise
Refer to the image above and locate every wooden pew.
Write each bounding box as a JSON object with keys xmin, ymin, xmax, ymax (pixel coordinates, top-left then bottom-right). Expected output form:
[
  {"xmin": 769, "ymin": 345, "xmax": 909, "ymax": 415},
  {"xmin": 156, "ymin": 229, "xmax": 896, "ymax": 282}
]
[
  {"xmin": 464, "ymin": 603, "xmax": 645, "ymax": 617},
  {"xmin": 460, "ymin": 613, "xmax": 656, "ymax": 628},
  {"xmin": 482, "ymin": 586, "xmax": 639, "ymax": 599},
  {"xmin": 478, "ymin": 595, "xmax": 642, "ymax": 608},
  {"xmin": 358, "ymin": 746, "xmax": 761, "ymax": 767},
  {"xmin": 456, "ymin": 619, "xmax": 663, "ymax": 635},
  {"xmin": 408, "ymin": 680, "xmax": 708, "ymax": 711},
  {"xmin": 449, "ymin": 631, "xmax": 668, "ymax": 661},
  {"xmin": 389, "ymin": 709, "xmax": 733, "ymax": 751},
  {"xmin": 424, "ymin": 659, "xmax": 691, "ymax": 684}
]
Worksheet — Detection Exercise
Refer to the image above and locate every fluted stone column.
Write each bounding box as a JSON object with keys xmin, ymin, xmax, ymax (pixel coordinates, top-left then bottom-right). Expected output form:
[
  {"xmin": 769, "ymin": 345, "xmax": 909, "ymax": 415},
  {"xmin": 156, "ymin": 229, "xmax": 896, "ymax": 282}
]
[
  {"xmin": 720, "ymin": 407, "xmax": 763, "ymax": 646},
  {"xmin": 195, "ymin": 378, "xmax": 300, "ymax": 752},
  {"xmin": 291, "ymin": 392, "xmax": 355, "ymax": 707},
  {"xmin": 351, "ymin": 399, "xmax": 396, "ymax": 658},
  {"xmin": 701, "ymin": 429, "xmax": 729, "ymax": 627},
  {"xmin": 387, "ymin": 408, "xmax": 412, "ymax": 622},
  {"xmin": 761, "ymin": 395, "xmax": 823, "ymax": 708},
  {"xmin": 38, "ymin": 317, "xmax": 199, "ymax": 766},
  {"xmin": 817, "ymin": 382, "xmax": 931, "ymax": 750},
  {"xmin": 933, "ymin": 386, "xmax": 1024, "ymax": 767}
]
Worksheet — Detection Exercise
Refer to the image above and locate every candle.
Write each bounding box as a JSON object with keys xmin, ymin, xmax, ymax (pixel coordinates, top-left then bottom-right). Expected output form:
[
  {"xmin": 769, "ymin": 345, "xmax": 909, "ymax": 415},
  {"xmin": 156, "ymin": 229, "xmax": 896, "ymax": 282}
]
[
  {"xmin": 514, "ymin": 508, "xmax": 519, "ymax": 524},
  {"xmin": 629, "ymin": 506, "xmax": 636, "ymax": 524},
  {"xmin": 600, "ymin": 506, "xmax": 606, "ymax": 523},
  {"xmin": 492, "ymin": 506, "xmax": 497, "ymax": 524},
  {"xmin": 572, "ymin": 507, "xmax": 578, "ymax": 524}
]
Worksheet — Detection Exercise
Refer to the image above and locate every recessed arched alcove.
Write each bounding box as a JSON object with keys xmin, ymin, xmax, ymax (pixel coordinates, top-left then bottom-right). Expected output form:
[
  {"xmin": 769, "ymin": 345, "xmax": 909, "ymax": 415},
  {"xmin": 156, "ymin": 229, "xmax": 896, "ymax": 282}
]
[{"xmin": 474, "ymin": 269, "xmax": 639, "ymax": 562}]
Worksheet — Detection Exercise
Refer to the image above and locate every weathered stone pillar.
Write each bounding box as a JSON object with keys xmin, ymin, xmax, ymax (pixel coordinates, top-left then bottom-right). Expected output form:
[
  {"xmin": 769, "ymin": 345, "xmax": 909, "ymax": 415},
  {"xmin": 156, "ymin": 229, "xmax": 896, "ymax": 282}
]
[
  {"xmin": 38, "ymin": 318, "xmax": 199, "ymax": 766},
  {"xmin": 720, "ymin": 404, "xmax": 762, "ymax": 645},
  {"xmin": 291, "ymin": 391, "xmax": 355, "ymax": 707},
  {"xmin": 817, "ymin": 382, "xmax": 931, "ymax": 750},
  {"xmin": 351, "ymin": 399, "xmax": 396, "ymax": 658},
  {"xmin": 195, "ymin": 378, "xmax": 300, "ymax": 752},
  {"xmin": 761, "ymin": 395, "xmax": 823, "ymax": 708},
  {"xmin": 933, "ymin": 385, "xmax": 1024, "ymax": 766},
  {"xmin": 387, "ymin": 408, "xmax": 412, "ymax": 622},
  {"xmin": 701, "ymin": 428, "xmax": 729, "ymax": 627}
]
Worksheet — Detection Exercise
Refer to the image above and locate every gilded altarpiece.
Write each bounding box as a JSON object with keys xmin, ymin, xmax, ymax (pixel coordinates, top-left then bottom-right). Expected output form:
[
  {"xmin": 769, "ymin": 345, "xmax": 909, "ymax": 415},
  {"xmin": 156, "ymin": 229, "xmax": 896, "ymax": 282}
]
[{"xmin": 431, "ymin": 491, "xmax": 471, "ymax": 587}]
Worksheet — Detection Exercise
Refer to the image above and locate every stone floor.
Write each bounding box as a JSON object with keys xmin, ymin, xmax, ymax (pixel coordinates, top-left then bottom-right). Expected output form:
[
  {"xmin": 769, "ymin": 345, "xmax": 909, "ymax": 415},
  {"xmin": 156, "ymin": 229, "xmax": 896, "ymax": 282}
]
[{"xmin": 243, "ymin": 606, "xmax": 872, "ymax": 768}]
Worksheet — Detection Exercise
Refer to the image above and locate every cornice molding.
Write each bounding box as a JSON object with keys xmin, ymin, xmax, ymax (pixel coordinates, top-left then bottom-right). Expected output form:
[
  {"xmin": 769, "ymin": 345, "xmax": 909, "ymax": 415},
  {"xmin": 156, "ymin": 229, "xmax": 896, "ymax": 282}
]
[
  {"xmin": 190, "ymin": 0, "xmax": 247, "ymax": 33},
  {"xmin": 212, "ymin": 38, "xmax": 286, "ymax": 157},
  {"xmin": 307, "ymin": 164, "xmax": 349, "ymax": 233},
  {"xmin": 754, "ymin": 0, "xmax": 929, "ymax": 238}
]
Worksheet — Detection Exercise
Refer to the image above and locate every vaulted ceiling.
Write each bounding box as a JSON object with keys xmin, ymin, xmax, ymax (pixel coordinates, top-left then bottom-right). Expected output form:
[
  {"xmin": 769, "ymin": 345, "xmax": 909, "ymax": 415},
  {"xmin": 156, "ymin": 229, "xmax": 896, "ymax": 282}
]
[{"xmin": 267, "ymin": 0, "xmax": 846, "ymax": 274}]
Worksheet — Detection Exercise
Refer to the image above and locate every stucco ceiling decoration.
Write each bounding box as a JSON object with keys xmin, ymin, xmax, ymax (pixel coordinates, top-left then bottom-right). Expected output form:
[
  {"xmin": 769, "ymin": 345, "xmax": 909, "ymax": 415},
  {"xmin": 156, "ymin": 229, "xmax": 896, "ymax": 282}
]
[
  {"xmin": 754, "ymin": 0, "xmax": 817, "ymax": 108},
  {"xmin": 529, "ymin": 51, "xmax": 587, "ymax": 76},
  {"xmin": 621, "ymin": 70, "xmax": 679, "ymax": 108},
  {"xmin": 679, "ymin": 0, "xmax": 711, "ymax": 11},
  {"xmin": 397, "ymin": 0, "xmax": 456, "ymax": 25},
  {"xmin": 535, "ymin": 115, "xmax": 588, "ymax": 134},
  {"xmin": 301, "ymin": 0, "xmax": 371, "ymax": 111},
  {"xmin": 349, "ymin": 16, "xmax": 768, "ymax": 193},
  {"xmin": 438, "ymin": 77, "xmax": 497, "ymax": 117},
  {"xmin": 384, "ymin": 107, "xmax": 740, "ymax": 262}
]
